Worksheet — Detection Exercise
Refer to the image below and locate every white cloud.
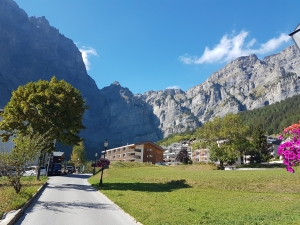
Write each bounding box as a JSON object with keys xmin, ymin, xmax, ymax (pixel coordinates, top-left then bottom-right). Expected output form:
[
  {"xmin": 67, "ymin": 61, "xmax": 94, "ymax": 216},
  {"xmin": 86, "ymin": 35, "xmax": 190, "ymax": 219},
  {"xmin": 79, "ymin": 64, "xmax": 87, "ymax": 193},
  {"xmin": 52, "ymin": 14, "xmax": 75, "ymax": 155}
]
[
  {"xmin": 166, "ymin": 85, "xmax": 180, "ymax": 90},
  {"xmin": 79, "ymin": 46, "xmax": 98, "ymax": 70},
  {"xmin": 179, "ymin": 30, "xmax": 290, "ymax": 64}
]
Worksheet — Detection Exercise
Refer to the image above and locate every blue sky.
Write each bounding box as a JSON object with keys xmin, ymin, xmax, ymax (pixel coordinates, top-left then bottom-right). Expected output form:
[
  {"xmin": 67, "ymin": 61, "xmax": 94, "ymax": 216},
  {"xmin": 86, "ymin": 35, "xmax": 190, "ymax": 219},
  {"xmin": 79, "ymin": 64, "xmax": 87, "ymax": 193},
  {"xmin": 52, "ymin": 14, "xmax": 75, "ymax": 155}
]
[{"xmin": 14, "ymin": 0, "xmax": 300, "ymax": 94}]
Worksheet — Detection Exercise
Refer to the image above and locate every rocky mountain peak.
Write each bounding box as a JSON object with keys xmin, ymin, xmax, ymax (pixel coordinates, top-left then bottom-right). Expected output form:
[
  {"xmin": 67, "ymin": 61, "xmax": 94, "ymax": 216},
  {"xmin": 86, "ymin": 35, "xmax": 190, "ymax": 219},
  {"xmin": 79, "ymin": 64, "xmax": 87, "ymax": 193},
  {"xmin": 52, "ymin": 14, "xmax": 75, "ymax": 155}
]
[{"xmin": 111, "ymin": 81, "xmax": 121, "ymax": 86}]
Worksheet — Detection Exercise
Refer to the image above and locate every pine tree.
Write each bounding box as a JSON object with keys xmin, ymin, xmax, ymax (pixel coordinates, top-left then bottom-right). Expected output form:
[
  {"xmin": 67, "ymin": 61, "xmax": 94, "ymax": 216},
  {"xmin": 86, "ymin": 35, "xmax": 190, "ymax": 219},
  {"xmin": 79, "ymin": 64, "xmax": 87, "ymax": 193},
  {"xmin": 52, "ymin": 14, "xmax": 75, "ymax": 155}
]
[{"xmin": 250, "ymin": 124, "xmax": 271, "ymax": 163}]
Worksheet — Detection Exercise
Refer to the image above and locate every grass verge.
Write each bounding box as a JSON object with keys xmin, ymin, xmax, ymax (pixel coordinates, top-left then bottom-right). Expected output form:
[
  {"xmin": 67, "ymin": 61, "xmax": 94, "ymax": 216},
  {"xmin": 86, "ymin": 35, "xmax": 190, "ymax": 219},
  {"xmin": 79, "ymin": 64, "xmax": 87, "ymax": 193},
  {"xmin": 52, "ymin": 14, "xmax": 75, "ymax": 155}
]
[
  {"xmin": 89, "ymin": 162, "xmax": 300, "ymax": 225},
  {"xmin": 0, "ymin": 176, "xmax": 48, "ymax": 219}
]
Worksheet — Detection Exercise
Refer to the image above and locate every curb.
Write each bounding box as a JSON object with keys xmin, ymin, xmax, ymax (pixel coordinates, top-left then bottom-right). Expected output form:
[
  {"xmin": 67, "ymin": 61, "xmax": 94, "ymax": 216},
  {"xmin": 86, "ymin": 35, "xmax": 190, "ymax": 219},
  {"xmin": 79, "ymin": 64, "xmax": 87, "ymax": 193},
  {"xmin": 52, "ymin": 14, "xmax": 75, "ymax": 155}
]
[{"xmin": 0, "ymin": 181, "xmax": 48, "ymax": 225}]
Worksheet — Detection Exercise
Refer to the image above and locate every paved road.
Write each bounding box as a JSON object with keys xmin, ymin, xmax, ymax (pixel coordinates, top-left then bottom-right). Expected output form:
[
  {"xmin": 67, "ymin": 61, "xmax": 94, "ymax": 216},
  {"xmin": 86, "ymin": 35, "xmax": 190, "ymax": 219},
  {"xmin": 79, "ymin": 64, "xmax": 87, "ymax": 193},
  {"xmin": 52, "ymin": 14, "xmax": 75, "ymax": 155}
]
[{"xmin": 15, "ymin": 174, "xmax": 139, "ymax": 225}]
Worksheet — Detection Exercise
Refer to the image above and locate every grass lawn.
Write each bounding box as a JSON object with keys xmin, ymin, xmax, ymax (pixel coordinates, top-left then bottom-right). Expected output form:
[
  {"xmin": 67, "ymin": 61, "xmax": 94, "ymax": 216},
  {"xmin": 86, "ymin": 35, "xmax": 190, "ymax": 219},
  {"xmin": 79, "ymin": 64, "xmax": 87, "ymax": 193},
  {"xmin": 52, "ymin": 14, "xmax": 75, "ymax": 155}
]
[
  {"xmin": 88, "ymin": 162, "xmax": 300, "ymax": 225},
  {"xmin": 0, "ymin": 176, "xmax": 48, "ymax": 219}
]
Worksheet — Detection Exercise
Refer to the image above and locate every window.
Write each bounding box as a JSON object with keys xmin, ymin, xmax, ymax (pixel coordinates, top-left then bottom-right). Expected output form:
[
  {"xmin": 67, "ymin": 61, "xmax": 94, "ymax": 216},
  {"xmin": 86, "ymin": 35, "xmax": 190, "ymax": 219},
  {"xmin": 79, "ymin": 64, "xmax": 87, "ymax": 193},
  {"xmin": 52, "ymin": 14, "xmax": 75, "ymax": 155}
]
[{"xmin": 135, "ymin": 149, "xmax": 141, "ymax": 153}]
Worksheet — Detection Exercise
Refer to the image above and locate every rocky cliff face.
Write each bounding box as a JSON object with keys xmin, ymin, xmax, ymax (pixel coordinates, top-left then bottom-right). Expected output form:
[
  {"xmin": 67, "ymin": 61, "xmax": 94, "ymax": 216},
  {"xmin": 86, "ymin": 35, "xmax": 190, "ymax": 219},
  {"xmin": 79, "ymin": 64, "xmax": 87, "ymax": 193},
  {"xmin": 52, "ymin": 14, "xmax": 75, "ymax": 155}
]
[
  {"xmin": 1, "ymin": 0, "xmax": 300, "ymax": 157},
  {"xmin": 143, "ymin": 46, "xmax": 300, "ymax": 137},
  {"xmin": 186, "ymin": 46, "xmax": 300, "ymax": 121},
  {"xmin": 142, "ymin": 89, "xmax": 201, "ymax": 137}
]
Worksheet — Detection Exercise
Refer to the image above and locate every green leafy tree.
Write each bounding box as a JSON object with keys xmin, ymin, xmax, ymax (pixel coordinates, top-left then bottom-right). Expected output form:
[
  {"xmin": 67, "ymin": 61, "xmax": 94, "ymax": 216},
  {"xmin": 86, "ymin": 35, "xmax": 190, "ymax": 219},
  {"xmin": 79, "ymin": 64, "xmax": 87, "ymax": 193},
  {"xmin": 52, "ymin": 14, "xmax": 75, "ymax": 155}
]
[
  {"xmin": 196, "ymin": 114, "xmax": 249, "ymax": 169},
  {"xmin": 231, "ymin": 136, "xmax": 252, "ymax": 164},
  {"xmin": 190, "ymin": 141, "xmax": 204, "ymax": 151},
  {"xmin": 70, "ymin": 140, "xmax": 87, "ymax": 172},
  {"xmin": 1, "ymin": 131, "xmax": 52, "ymax": 193},
  {"xmin": 0, "ymin": 76, "xmax": 88, "ymax": 178}
]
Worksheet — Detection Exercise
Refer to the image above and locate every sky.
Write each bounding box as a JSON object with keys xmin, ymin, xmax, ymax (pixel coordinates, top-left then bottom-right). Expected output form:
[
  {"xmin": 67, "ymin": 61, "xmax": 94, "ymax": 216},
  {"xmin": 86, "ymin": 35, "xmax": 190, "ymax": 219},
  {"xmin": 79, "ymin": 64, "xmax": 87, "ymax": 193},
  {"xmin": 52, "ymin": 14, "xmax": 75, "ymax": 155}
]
[{"xmin": 13, "ymin": 0, "xmax": 300, "ymax": 94}]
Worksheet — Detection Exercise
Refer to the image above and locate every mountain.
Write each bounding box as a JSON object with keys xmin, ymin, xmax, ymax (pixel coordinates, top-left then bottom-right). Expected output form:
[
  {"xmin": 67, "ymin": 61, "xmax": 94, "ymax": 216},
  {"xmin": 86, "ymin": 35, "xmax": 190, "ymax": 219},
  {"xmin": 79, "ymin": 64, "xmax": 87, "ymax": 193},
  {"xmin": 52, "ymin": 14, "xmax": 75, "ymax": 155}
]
[
  {"xmin": 0, "ymin": 0, "xmax": 164, "ymax": 158},
  {"xmin": 1, "ymin": 0, "xmax": 300, "ymax": 159},
  {"xmin": 143, "ymin": 48, "xmax": 300, "ymax": 136}
]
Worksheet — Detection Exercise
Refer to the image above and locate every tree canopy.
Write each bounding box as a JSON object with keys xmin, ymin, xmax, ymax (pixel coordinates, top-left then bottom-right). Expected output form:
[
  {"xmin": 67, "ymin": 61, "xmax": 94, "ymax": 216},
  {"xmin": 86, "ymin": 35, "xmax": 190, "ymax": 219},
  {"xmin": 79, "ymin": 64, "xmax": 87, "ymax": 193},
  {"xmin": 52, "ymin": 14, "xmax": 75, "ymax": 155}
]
[
  {"xmin": 71, "ymin": 140, "xmax": 87, "ymax": 168},
  {"xmin": 0, "ymin": 76, "xmax": 88, "ymax": 146},
  {"xmin": 195, "ymin": 113, "xmax": 250, "ymax": 168},
  {"xmin": 0, "ymin": 131, "xmax": 52, "ymax": 193}
]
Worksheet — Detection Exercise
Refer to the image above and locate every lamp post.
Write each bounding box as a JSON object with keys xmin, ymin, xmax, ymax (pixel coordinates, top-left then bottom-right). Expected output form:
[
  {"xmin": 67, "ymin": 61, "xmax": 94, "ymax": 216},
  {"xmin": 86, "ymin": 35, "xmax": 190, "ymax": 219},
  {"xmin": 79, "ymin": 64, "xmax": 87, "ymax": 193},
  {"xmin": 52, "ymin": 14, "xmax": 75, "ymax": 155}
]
[
  {"xmin": 100, "ymin": 139, "xmax": 109, "ymax": 186},
  {"xmin": 77, "ymin": 158, "xmax": 79, "ymax": 173},
  {"xmin": 103, "ymin": 139, "xmax": 108, "ymax": 158},
  {"xmin": 289, "ymin": 24, "xmax": 300, "ymax": 50},
  {"xmin": 93, "ymin": 153, "xmax": 98, "ymax": 175}
]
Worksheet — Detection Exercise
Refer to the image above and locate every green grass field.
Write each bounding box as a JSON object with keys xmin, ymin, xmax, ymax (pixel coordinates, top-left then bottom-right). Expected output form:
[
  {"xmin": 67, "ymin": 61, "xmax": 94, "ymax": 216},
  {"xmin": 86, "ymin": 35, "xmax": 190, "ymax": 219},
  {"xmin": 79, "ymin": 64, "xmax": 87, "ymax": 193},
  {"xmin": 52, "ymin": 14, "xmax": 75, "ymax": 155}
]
[
  {"xmin": 0, "ymin": 176, "xmax": 47, "ymax": 219},
  {"xmin": 89, "ymin": 162, "xmax": 300, "ymax": 225}
]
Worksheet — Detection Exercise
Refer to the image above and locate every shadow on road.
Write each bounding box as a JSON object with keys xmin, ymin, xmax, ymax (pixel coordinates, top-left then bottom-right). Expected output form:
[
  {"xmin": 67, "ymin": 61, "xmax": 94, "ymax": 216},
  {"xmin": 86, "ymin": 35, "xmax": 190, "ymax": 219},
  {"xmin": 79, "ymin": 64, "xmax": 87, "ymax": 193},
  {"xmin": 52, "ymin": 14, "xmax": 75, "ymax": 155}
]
[
  {"xmin": 15, "ymin": 200, "xmax": 119, "ymax": 224},
  {"xmin": 91, "ymin": 179, "xmax": 191, "ymax": 192},
  {"xmin": 32, "ymin": 200, "xmax": 118, "ymax": 213},
  {"xmin": 46, "ymin": 183, "xmax": 98, "ymax": 192},
  {"xmin": 55, "ymin": 173, "xmax": 92, "ymax": 179}
]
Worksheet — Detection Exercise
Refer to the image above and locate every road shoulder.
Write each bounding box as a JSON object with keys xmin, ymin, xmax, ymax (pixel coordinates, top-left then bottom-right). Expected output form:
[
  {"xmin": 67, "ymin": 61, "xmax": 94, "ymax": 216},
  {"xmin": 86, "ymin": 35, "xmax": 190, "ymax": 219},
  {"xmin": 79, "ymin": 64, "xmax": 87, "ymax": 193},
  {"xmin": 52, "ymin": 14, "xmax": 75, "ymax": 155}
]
[{"xmin": 0, "ymin": 182, "xmax": 48, "ymax": 225}]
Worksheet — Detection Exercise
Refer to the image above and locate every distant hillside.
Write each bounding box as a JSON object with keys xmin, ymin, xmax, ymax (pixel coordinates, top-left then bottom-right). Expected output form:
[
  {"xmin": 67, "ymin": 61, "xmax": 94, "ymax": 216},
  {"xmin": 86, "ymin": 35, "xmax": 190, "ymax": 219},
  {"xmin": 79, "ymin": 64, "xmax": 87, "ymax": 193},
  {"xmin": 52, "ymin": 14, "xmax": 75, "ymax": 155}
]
[{"xmin": 239, "ymin": 94, "xmax": 300, "ymax": 135}]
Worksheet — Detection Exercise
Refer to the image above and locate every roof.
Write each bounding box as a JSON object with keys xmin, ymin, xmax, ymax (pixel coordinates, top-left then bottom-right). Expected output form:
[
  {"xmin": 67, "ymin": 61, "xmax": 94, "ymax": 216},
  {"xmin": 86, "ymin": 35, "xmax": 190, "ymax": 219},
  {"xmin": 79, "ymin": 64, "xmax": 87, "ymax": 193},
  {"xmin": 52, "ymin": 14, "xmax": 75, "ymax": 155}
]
[{"xmin": 134, "ymin": 141, "xmax": 165, "ymax": 151}]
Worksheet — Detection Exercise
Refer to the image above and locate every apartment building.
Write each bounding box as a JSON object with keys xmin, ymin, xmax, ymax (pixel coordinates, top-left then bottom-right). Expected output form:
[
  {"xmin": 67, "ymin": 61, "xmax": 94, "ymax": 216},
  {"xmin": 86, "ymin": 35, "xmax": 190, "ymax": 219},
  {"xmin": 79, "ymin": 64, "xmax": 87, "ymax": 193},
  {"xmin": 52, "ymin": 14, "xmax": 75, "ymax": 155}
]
[
  {"xmin": 102, "ymin": 141, "xmax": 164, "ymax": 164},
  {"xmin": 163, "ymin": 142, "xmax": 191, "ymax": 164},
  {"xmin": 191, "ymin": 148, "xmax": 210, "ymax": 163}
]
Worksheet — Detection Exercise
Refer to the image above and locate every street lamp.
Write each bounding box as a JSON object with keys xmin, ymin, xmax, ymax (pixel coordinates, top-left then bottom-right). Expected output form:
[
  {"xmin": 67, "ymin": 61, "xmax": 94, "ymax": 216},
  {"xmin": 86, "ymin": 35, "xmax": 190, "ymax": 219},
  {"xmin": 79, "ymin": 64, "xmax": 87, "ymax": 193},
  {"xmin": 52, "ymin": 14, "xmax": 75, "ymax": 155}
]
[
  {"xmin": 103, "ymin": 139, "xmax": 108, "ymax": 159},
  {"xmin": 100, "ymin": 139, "xmax": 109, "ymax": 186},
  {"xmin": 289, "ymin": 24, "xmax": 300, "ymax": 50},
  {"xmin": 93, "ymin": 153, "xmax": 98, "ymax": 175}
]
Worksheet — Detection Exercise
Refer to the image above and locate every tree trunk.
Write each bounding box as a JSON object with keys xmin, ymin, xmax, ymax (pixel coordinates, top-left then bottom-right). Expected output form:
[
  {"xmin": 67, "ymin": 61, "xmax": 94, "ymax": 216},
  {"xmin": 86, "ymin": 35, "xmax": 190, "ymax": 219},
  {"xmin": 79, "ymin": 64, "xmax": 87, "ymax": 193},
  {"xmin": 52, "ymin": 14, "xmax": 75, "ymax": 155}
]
[
  {"xmin": 10, "ymin": 176, "xmax": 22, "ymax": 193},
  {"xmin": 219, "ymin": 161, "xmax": 225, "ymax": 170},
  {"xmin": 36, "ymin": 153, "xmax": 44, "ymax": 181}
]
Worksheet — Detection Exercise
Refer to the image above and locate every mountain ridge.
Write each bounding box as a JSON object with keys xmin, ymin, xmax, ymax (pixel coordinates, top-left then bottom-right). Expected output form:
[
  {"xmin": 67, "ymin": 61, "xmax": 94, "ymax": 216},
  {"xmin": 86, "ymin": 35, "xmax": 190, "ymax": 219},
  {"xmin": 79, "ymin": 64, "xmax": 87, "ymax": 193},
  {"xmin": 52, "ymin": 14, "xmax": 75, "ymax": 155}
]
[{"xmin": 1, "ymin": 0, "xmax": 299, "ymax": 158}]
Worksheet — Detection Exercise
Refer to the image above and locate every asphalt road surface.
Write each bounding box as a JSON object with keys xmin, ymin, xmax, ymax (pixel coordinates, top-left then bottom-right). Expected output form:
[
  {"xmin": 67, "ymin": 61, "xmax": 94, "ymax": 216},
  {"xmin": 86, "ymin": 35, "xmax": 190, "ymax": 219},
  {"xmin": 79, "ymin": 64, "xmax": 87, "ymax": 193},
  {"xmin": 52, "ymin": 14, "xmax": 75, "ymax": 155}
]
[{"xmin": 15, "ymin": 174, "xmax": 139, "ymax": 225}]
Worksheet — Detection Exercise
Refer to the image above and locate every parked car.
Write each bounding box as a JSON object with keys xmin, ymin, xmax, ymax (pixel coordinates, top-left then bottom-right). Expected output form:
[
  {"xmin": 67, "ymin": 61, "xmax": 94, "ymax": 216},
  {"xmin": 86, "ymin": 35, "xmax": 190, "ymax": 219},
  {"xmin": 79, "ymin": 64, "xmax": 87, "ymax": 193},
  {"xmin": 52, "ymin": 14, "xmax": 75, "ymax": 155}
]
[
  {"xmin": 23, "ymin": 167, "xmax": 36, "ymax": 176},
  {"xmin": 155, "ymin": 162, "xmax": 167, "ymax": 166},
  {"xmin": 23, "ymin": 166, "xmax": 47, "ymax": 176},
  {"xmin": 66, "ymin": 166, "xmax": 75, "ymax": 174}
]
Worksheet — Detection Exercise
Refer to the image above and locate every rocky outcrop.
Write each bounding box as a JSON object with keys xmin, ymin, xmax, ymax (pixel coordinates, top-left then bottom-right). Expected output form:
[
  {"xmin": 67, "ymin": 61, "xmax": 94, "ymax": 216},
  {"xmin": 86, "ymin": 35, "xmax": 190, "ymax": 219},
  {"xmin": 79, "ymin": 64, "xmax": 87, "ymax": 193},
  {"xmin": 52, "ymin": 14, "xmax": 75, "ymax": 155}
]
[{"xmin": 142, "ymin": 89, "xmax": 201, "ymax": 137}]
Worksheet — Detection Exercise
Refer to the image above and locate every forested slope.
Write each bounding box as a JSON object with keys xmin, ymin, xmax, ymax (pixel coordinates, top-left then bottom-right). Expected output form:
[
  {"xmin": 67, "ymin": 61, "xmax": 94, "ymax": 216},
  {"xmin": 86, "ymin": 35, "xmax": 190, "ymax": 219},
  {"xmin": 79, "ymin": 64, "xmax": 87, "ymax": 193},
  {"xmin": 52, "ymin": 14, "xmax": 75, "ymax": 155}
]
[{"xmin": 239, "ymin": 94, "xmax": 300, "ymax": 135}]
